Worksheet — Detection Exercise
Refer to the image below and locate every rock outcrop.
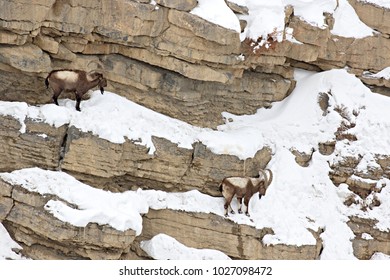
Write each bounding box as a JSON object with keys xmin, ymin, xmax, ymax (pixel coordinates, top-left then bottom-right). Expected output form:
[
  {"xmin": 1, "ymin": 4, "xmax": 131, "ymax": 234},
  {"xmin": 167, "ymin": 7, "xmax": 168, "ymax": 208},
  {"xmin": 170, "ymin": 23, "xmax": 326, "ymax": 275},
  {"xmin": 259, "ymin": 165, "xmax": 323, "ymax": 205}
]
[
  {"xmin": 134, "ymin": 209, "xmax": 322, "ymax": 260},
  {"xmin": 0, "ymin": 114, "xmax": 271, "ymax": 196},
  {"xmin": 0, "ymin": 178, "xmax": 137, "ymax": 260},
  {"xmin": 348, "ymin": 216, "xmax": 390, "ymax": 260},
  {"xmin": 0, "ymin": 115, "xmax": 66, "ymax": 171},
  {"xmin": 1, "ymin": 0, "xmax": 390, "ymax": 127},
  {"xmin": 0, "ymin": 177, "xmax": 322, "ymax": 260},
  {"xmin": 2, "ymin": 0, "xmax": 390, "ymax": 260}
]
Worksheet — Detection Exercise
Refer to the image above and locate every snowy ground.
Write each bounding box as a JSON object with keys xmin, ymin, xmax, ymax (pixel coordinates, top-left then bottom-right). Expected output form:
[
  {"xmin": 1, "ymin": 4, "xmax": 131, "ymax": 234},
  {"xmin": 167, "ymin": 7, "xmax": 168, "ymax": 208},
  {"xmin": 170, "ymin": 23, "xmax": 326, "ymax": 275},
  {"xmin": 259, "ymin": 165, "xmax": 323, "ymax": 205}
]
[
  {"xmin": 1, "ymin": 69, "xmax": 390, "ymax": 260},
  {"xmin": 192, "ymin": 0, "xmax": 374, "ymax": 42}
]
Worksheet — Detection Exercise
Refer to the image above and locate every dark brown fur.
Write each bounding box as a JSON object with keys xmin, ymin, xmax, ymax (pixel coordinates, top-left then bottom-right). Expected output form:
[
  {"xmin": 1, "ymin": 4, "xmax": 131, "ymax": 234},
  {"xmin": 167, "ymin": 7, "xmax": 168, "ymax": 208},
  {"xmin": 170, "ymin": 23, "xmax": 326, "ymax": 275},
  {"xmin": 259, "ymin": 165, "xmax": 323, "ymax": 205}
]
[{"xmin": 45, "ymin": 69, "xmax": 107, "ymax": 111}]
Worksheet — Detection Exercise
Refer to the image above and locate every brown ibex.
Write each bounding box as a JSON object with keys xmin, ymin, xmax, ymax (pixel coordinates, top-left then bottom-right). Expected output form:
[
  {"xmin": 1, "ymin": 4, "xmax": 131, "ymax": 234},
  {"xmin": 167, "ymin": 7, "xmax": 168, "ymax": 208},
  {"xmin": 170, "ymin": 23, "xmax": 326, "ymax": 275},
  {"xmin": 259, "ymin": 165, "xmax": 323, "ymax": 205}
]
[
  {"xmin": 45, "ymin": 69, "xmax": 107, "ymax": 111},
  {"xmin": 219, "ymin": 169, "xmax": 273, "ymax": 217}
]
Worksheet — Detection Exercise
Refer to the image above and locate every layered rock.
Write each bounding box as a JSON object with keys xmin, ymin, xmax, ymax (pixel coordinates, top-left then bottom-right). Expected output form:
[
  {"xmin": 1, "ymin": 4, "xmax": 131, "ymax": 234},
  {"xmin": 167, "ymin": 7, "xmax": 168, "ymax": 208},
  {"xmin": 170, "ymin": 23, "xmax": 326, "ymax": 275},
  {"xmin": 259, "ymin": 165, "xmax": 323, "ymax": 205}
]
[
  {"xmin": 0, "ymin": 115, "xmax": 66, "ymax": 172},
  {"xmin": 0, "ymin": 179, "xmax": 136, "ymax": 260},
  {"xmin": 0, "ymin": 113, "xmax": 271, "ymax": 196},
  {"xmin": 2, "ymin": 0, "xmax": 390, "ymax": 126},
  {"xmin": 0, "ymin": 175, "xmax": 323, "ymax": 260},
  {"xmin": 348, "ymin": 216, "xmax": 390, "ymax": 259},
  {"xmin": 0, "ymin": 0, "xmax": 297, "ymax": 127},
  {"xmin": 2, "ymin": 0, "xmax": 390, "ymax": 260},
  {"xmin": 134, "ymin": 209, "xmax": 322, "ymax": 260},
  {"xmin": 349, "ymin": 0, "xmax": 390, "ymax": 35}
]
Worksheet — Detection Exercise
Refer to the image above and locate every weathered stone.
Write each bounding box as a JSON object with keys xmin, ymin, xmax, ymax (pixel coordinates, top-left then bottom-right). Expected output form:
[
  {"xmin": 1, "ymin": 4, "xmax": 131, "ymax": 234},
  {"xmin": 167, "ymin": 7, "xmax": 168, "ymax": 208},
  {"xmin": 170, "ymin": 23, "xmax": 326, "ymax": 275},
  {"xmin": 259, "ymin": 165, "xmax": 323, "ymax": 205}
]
[
  {"xmin": 12, "ymin": 186, "xmax": 50, "ymax": 208},
  {"xmin": 155, "ymin": 0, "xmax": 197, "ymax": 11},
  {"xmin": 317, "ymin": 35, "xmax": 390, "ymax": 72},
  {"xmin": 226, "ymin": 0, "xmax": 249, "ymax": 15},
  {"xmin": 119, "ymin": 46, "xmax": 234, "ymax": 84},
  {"xmin": 376, "ymin": 155, "xmax": 390, "ymax": 177},
  {"xmin": 0, "ymin": 179, "xmax": 13, "ymax": 197},
  {"xmin": 136, "ymin": 209, "xmax": 322, "ymax": 260},
  {"xmin": 61, "ymin": 126, "xmax": 272, "ymax": 196},
  {"xmin": 1, "ymin": 0, "xmax": 390, "ymax": 261},
  {"xmin": 318, "ymin": 141, "xmax": 336, "ymax": 156},
  {"xmin": 349, "ymin": 0, "xmax": 390, "ymax": 35},
  {"xmin": 98, "ymin": 54, "xmax": 293, "ymax": 127},
  {"xmin": 329, "ymin": 155, "xmax": 362, "ymax": 185},
  {"xmin": 290, "ymin": 148, "xmax": 314, "ymax": 167},
  {"xmin": 0, "ymin": 44, "xmax": 51, "ymax": 73},
  {"xmin": 0, "ymin": 0, "xmax": 295, "ymax": 127},
  {"xmin": 0, "ymin": 0, "xmax": 55, "ymax": 32},
  {"xmin": 345, "ymin": 176, "xmax": 378, "ymax": 199},
  {"xmin": 168, "ymin": 9, "xmax": 240, "ymax": 46},
  {"xmin": 100, "ymin": 0, "xmax": 167, "ymax": 38},
  {"xmin": 156, "ymin": 24, "xmax": 241, "ymax": 63},
  {"xmin": 0, "ymin": 116, "xmax": 67, "ymax": 172},
  {"xmin": 289, "ymin": 16, "xmax": 330, "ymax": 47}
]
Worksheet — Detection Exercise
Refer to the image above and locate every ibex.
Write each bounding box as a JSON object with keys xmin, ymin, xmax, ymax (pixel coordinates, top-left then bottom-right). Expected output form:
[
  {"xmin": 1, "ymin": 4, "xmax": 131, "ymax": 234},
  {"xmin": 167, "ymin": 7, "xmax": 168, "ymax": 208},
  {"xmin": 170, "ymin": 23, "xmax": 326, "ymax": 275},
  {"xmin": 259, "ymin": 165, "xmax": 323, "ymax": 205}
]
[
  {"xmin": 45, "ymin": 69, "xmax": 107, "ymax": 111},
  {"xmin": 220, "ymin": 169, "xmax": 273, "ymax": 217}
]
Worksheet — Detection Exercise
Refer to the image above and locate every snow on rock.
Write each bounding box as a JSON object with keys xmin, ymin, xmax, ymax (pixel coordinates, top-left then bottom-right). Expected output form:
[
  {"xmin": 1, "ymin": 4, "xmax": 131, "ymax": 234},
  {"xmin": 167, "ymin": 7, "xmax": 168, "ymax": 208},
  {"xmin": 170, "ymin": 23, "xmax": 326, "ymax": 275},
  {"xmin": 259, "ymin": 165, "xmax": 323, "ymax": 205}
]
[
  {"xmin": 0, "ymin": 223, "xmax": 25, "ymax": 260},
  {"xmin": 2, "ymin": 69, "xmax": 390, "ymax": 259},
  {"xmin": 332, "ymin": 0, "xmax": 375, "ymax": 38},
  {"xmin": 284, "ymin": 0, "xmax": 336, "ymax": 27},
  {"xmin": 370, "ymin": 252, "xmax": 390, "ymax": 260},
  {"xmin": 0, "ymin": 168, "xmax": 149, "ymax": 235},
  {"xmin": 361, "ymin": 0, "xmax": 390, "ymax": 9},
  {"xmin": 141, "ymin": 234, "xmax": 231, "ymax": 260},
  {"xmin": 190, "ymin": 0, "xmax": 241, "ymax": 32}
]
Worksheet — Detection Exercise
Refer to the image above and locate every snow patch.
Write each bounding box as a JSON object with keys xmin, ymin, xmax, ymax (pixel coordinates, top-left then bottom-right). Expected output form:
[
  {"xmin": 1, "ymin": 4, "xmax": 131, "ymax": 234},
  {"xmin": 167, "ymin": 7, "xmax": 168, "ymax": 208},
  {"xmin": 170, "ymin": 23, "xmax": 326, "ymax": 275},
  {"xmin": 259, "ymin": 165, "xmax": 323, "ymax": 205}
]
[
  {"xmin": 2, "ymin": 69, "xmax": 390, "ymax": 259},
  {"xmin": 191, "ymin": 0, "xmax": 241, "ymax": 32},
  {"xmin": 360, "ymin": 0, "xmax": 390, "ymax": 9},
  {"xmin": 141, "ymin": 234, "xmax": 231, "ymax": 260}
]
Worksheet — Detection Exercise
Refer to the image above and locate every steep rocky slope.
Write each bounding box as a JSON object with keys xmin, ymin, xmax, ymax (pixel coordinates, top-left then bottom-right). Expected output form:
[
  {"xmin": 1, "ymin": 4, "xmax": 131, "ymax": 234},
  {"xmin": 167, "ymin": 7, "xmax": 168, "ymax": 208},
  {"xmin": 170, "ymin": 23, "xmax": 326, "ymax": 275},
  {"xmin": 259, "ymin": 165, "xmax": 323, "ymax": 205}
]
[{"xmin": 1, "ymin": 0, "xmax": 390, "ymax": 260}]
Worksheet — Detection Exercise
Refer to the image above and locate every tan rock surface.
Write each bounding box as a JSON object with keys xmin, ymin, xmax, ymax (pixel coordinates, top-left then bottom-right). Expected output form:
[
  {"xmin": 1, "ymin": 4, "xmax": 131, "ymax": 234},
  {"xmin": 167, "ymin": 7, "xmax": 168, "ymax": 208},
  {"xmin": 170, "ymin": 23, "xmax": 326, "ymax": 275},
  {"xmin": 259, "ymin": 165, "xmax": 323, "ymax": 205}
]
[
  {"xmin": 349, "ymin": 0, "xmax": 390, "ymax": 35},
  {"xmin": 348, "ymin": 216, "xmax": 390, "ymax": 259},
  {"xmin": 136, "ymin": 209, "xmax": 322, "ymax": 260},
  {"xmin": 0, "ymin": 180, "xmax": 137, "ymax": 260},
  {"xmin": 0, "ymin": 116, "xmax": 66, "ymax": 172}
]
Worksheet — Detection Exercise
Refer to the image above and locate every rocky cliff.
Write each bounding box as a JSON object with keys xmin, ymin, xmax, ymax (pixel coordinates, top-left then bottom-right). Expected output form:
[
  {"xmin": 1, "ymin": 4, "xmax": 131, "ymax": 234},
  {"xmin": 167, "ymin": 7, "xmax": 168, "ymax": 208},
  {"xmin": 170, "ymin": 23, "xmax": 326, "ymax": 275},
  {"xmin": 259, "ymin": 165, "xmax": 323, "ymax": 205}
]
[{"xmin": 1, "ymin": 0, "xmax": 390, "ymax": 260}]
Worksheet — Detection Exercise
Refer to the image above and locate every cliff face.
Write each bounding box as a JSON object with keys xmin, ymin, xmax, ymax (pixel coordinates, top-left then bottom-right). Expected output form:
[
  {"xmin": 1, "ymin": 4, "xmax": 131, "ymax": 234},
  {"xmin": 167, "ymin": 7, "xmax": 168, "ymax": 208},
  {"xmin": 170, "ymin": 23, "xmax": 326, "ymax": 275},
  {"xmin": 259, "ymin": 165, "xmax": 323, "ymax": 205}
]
[
  {"xmin": 2, "ymin": 0, "xmax": 389, "ymax": 127},
  {"xmin": 1, "ymin": 0, "xmax": 390, "ymax": 260}
]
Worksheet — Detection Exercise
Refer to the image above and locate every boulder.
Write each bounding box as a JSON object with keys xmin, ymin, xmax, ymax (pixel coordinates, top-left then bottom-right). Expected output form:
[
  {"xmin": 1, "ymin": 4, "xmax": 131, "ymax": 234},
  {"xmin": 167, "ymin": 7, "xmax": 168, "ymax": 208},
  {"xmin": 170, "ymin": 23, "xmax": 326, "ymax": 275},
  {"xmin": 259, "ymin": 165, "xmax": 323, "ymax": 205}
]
[{"xmin": 0, "ymin": 44, "xmax": 51, "ymax": 73}]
